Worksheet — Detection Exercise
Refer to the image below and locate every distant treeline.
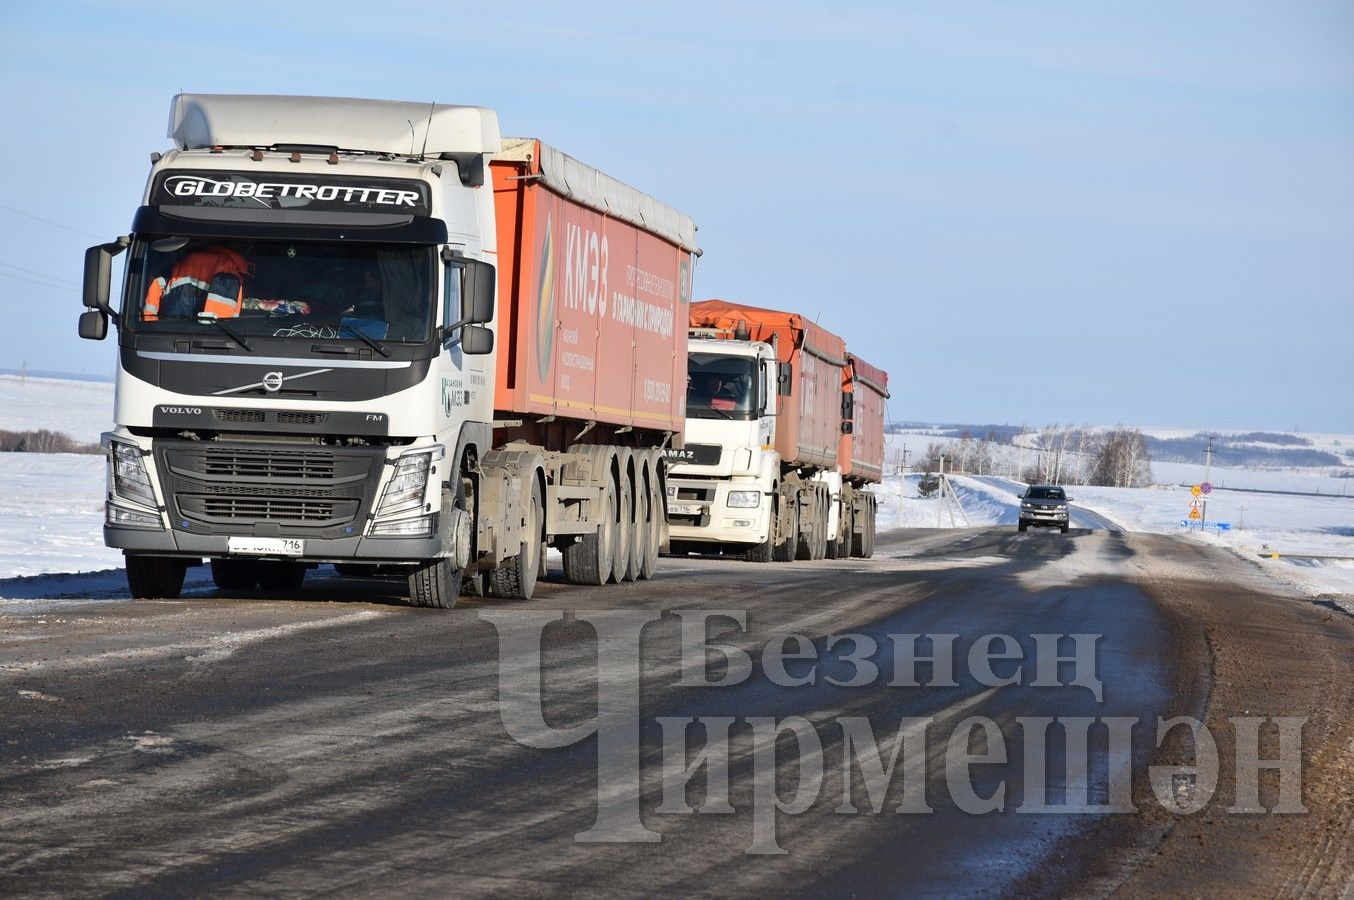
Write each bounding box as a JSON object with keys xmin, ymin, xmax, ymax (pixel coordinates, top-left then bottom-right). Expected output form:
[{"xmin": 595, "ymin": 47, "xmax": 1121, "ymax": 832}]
[
  {"xmin": 890, "ymin": 423, "xmax": 1025, "ymax": 444},
  {"xmin": 0, "ymin": 429, "xmax": 101, "ymax": 454},
  {"xmin": 1145, "ymin": 433, "xmax": 1340, "ymax": 468}
]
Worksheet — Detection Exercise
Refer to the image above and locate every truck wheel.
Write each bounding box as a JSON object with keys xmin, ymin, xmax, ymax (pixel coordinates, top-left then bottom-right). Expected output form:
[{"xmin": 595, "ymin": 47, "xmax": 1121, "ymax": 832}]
[
  {"xmin": 126, "ymin": 554, "xmax": 187, "ymax": 600},
  {"xmin": 563, "ymin": 482, "xmax": 616, "ymax": 586},
  {"xmin": 795, "ymin": 493, "xmax": 814, "ymax": 560},
  {"xmin": 862, "ymin": 503, "xmax": 877, "ymax": 559},
  {"xmin": 610, "ymin": 461, "xmax": 634, "ymax": 584},
  {"xmin": 745, "ymin": 536, "xmax": 773, "ymax": 563},
  {"xmin": 772, "ymin": 495, "xmax": 798, "ymax": 562},
  {"xmin": 1018, "ymin": 521, "xmax": 1029, "ymax": 533},
  {"xmin": 623, "ymin": 454, "xmax": 645, "ymax": 583},
  {"xmin": 1060, "ymin": 524, "xmax": 1070, "ymax": 534},
  {"xmin": 408, "ymin": 476, "xmax": 468, "ymax": 608},
  {"xmin": 850, "ymin": 508, "xmax": 867, "ymax": 558},
  {"xmin": 490, "ymin": 481, "xmax": 543, "ymax": 600},
  {"xmin": 211, "ymin": 558, "xmax": 258, "ymax": 591},
  {"xmin": 257, "ymin": 561, "xmax": 306, "ymax": 592},
  {"xmin": 638, "ymin": 455, "xmax": 662, "ymax": 579}
]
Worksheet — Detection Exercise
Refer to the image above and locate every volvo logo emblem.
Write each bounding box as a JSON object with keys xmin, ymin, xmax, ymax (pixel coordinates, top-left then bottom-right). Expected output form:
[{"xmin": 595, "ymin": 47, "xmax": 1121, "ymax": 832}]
[{"xmin": 262, "ymin": 371, "xmax": 285, "ymax": 393}]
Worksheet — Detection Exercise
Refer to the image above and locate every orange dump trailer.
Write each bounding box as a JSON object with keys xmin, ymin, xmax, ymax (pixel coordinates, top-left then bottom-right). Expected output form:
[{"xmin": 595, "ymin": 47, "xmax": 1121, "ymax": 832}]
[
  {"xmin": 490, "ymin": 139, "xmax": 694, "ymax": 440},
  {"xmin": 840, "ymin": 353, "xmax": 889, "ymax": 484}
]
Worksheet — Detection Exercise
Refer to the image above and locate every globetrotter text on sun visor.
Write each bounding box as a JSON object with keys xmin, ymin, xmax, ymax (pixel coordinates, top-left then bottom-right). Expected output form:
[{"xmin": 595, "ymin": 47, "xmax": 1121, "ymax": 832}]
[{"xmin": 152, "ymin": 171, "xmax": 432, "ymax": 216}]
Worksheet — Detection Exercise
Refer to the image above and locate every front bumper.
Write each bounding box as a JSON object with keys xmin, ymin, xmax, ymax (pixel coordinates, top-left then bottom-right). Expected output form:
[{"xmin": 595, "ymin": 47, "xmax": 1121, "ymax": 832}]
[
  {"xmin": 666, "ymin": 476, "xmax": 770, "ymax": 545},
  {"xmin": 1020, "ymin": 506, "xmax": 1069, "ymax": 525},
  {"xmin": 105, "ymin": 522, "xmax": 441, "ymax": 563}
]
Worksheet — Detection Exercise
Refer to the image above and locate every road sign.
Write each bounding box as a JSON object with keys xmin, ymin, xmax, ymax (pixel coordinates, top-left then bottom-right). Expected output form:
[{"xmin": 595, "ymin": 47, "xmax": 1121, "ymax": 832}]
[
  {"xmin": 1189, "ymin": 498, "xmax": 1202, "ymax": 509},
  {"xmin": 1201, "ymin": 482, "xmax": 1213, "ymax": 495},
  {"xmin": 1188, "ymin": 507, "xmax": 1201, "ymax": 520},
  {"xmin": 1191, "ymin": 484, "xmax": 1202, "ymax": 497}
]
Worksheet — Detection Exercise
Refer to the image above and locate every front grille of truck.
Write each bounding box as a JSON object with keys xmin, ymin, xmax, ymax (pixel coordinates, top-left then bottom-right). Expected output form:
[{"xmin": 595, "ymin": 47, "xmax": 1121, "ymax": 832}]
[{"xmin": 155, "ymin": 441, "xmax": 384, "ymax": 538}]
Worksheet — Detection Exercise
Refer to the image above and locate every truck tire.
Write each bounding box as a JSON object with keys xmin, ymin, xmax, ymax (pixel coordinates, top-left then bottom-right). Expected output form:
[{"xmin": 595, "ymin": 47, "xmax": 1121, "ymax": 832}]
[
  {"xmin": 406, "ymin": 473, "xmax": 471, "ymax": 606},
  {"xmin": 211, "ymin": 558, "xmax": 259, "ymax": 591},
  {"xmin": 610, "ymin": 455, "xmax": 634, "ymax": 584},
  {"xmin": 490, "ymin": 480, "xmax": 543, "ymax": 600},
  {"xmin": 622, "ymin": 452, "xmax": 644, "ymax": 583},
  {"xmin": 637, "ymin": 453, "xmax": 662, "ymax": 579},
  {"xmin": 850, "ymin": 501, "xmax": 867, "ymax": 558},
  {"xmin": 1018, "ymin": 521, "xmax": 1029, "ymax": 533},
  {"xmin": 745, "ymin": 536, "xmax": 773, "ymax": 563},
  {"xmin": 563, "ymin": 473, "xmax": 616, "ymax": 585},
  {"xmin": 257, "ymin": 560, "xmax": 306, "ymax": 592},
  {"xmin": 862, "ymin": 502, "xmax": 877, "ymax": 559},
  {"xmin": 772, "ymin": 494, "xmax": 798, "ymax": 562},
  {"xmin": 126, "ymin": 554, "xmax": 187, "ymax": 600}
]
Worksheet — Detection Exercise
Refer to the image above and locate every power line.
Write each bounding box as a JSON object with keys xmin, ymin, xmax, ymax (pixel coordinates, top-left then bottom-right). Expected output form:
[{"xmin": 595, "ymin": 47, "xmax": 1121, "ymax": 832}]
[
  {"xmin": 0, "ymin": 260, "xmax": 80, "ymax": 289},
  {"xmin": 0, "ymin": 270, "xmax": 79, "ymax": 293},
  {"xmin": 0, "ymin": 202, "xmax": 103, "ymax": 240}
]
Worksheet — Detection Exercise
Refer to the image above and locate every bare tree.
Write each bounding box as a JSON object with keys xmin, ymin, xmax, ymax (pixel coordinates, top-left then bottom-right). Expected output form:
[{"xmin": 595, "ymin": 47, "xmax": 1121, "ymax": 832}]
[{"xmin": 1090, "ymin": 428, "xmax": 1152, "ymax": 487}]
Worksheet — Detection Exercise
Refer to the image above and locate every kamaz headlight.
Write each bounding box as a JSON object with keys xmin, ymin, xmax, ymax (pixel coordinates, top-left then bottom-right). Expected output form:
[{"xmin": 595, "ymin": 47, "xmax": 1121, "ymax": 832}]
[
  {"xmin": 377, "ymin": 446, "xmax": 444, "ymax": 517},
  {"xmin": 111, "ymin": 441, "xmax": 156, "ymax": 508},
  {"xmin": 727, "ymin": 490, "xmax": 761, "ymax": 508}
]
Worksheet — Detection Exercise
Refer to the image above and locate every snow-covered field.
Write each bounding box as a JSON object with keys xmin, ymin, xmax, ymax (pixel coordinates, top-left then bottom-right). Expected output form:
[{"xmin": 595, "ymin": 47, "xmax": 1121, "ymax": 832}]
[
  {"xmin": 0, "ymin": 374, "xmax": 1349, "ymax": 605},
  {"xmin": 0, "ymin": 374, "xmax": 113, "ymax": 444}
]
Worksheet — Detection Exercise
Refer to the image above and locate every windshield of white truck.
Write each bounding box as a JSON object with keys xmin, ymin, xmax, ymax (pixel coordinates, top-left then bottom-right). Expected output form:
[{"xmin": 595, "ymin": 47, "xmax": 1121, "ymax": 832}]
[
  {"xmin": 124, "ymin": 238, "xmax": 435, "ymax": 344},
  {"xmin": 688, "ymin": 353, "xmax": 759, "ymax": 420}
]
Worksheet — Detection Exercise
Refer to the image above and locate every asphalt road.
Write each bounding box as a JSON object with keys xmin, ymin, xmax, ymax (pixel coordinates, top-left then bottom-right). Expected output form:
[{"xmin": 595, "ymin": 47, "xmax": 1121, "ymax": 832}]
[{"xmin": 1, "ymin": 528, "xmax": 1351, "ymax": 897}]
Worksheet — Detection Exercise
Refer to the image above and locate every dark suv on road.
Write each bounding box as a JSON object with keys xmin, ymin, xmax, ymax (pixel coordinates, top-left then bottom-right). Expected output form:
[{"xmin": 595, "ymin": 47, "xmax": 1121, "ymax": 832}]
[{"xmin": 1019, "ymin": 485, "xmax": 1071, "ymax": 533}]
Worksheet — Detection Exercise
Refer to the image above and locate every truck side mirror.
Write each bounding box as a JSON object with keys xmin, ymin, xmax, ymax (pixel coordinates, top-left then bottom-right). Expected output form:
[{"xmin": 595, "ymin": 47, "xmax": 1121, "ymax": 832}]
[
  {"xmin": 441, "ymin": 249, "xmax": 495, "ymax": 327},
  {"xmin": 83, "ymin": 238, "xmax": 128, "ymax": 315},
  {"xmin": 461, "ymin": 324, "xmax": 494, "ymax": 355},
  {"xmin": 78, "ymin": 309, "xmax": 108, "ymax": 341},
  {"xmin": 776, "ymin": 361, "xmax": 792, "ymax": 396}
]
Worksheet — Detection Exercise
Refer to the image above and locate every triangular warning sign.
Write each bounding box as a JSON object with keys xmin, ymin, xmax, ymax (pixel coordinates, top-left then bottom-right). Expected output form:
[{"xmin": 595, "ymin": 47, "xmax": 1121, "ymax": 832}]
[
  {"xmin": 1188, "ymin": 508, "xmax": 1202, "ymax": 520},
  {"xmin": 1189, "ymin": 498, "xmax": 1202, "ymax": 508}
]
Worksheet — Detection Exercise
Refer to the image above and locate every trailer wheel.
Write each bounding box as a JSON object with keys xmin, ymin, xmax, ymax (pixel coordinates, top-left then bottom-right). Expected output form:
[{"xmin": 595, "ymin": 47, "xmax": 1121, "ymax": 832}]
[
  {"xmin": 257, "ymin": 560, "xmax": 306, "ymax": 592},
  {"xmin": 622, "ymin": 449, "xmax": 644, "ymax": 581},
  {"xmin": 638, "ymin": 453, "xmax": 662, "ymax": 579},
  {"xmin": 563, "ymin": 472, "xmax": 616, "ymax": 585},
  {"xmin": 611, "ymin": 456, "xmax": 634, "ymax": 584},
  {"xmin": 126, "ymin": 554, "xmax": 187, "ymax": 600},
  {"xmin": 490, "ymin": 480, "xmax": 543, "ymax": 600},
  {"xmin": 211, "ymin": 558, "xmax": 259, "ymax": 591}
]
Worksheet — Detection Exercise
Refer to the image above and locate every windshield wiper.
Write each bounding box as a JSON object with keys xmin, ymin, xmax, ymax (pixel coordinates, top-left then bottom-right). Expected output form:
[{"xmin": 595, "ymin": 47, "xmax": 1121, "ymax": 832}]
[
  {"xmin": 198, "ymin": 315, "xmax": 254, "ymax": 352},
  {"xmin": 339, "ymin": 322, "xmax": 391, "ymax": 358}
]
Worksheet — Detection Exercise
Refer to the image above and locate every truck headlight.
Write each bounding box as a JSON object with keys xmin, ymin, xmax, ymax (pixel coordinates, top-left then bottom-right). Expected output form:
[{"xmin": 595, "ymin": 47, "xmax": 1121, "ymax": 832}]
[
  {"xmin": 727, "ymin": 490, "xmax": 761, "ymax": 508},
  {"xmin": 1020, "ymin": 501, "xmax": 1033, "ymax": 509},
  {"xmin": 110, "ymin": 441, "xmax": 156, "ymax": 508},
  {"xmin": 377, "ymin": 446, "xmax": 444, "ymax": 517},
  {"xmin": 370, "ymin": 514, "xmax": 435, "ymax": 537}
]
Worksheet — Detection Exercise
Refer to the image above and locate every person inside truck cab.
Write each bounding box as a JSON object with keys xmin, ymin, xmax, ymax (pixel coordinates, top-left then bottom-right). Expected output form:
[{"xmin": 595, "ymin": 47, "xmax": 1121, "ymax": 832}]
[
  {"xmin": 693, "ymin": 373, "xmax": 740, "ymax": 412},
  {"xmin": 143, "ymin": 245, "xmax": 251, "ymax": 321}
]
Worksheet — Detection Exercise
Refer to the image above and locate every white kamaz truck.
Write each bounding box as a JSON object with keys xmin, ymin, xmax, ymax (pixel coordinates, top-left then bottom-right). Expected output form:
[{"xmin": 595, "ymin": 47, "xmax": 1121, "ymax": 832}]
[
  {"xmin": 79, "ymin": 94, "xmax": 697, "ymax": 606},
  {"xmin": 664, "ymin": 301, "xmax": 886, "ymax": 562}
]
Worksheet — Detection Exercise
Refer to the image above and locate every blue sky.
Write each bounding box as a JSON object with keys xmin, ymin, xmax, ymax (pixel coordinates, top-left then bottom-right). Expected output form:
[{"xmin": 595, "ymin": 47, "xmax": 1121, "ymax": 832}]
[{"xmin": 2, "ymin": 1, "xmax": 1351, "ymax": 430}]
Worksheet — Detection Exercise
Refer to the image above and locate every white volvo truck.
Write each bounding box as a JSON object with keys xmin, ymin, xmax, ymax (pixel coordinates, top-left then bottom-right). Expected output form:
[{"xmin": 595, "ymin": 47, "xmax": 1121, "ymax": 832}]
[{"xmin": 79, "ymin": 94, "xmax": 698, "ymax": 606}]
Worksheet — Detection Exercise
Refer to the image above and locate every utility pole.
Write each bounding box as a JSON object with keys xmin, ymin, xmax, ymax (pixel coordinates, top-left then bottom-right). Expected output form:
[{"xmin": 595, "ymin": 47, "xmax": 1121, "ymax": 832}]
[
  {"xmin": 937, "ymin": 456, "xmax": 945, "ymax": 528},
  {"xmin": 1202, "ymin": 435, "xmax": 1215, "ymax": 526}
]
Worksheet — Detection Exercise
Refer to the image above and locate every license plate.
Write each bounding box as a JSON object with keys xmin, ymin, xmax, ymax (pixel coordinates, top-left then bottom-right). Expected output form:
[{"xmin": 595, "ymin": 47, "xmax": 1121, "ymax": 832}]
[
  {"xmin": 667, "ymin": 502, "xmax": 704, "ymax": 516},
  {"xmin": 228, "ymin": 537, "xmax": 305, "ymax": 557}
]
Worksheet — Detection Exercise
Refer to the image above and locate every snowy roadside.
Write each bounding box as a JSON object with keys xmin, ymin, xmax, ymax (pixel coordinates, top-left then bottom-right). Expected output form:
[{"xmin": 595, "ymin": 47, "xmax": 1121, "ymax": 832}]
[
  {"xmin": 0, "ymin": 453, "xmax": 121, "ymax": 581},
  {"xmin": 874, "ymin": 471, "xmax": 1354, "ymax": 608}
]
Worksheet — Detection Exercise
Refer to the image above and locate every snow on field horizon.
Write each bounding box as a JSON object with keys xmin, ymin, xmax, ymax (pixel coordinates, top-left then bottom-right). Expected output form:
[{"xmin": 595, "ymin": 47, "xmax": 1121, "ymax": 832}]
[{"xmin": 0, "ymin": 375, "xmax": 1349, "ymax": 604}]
